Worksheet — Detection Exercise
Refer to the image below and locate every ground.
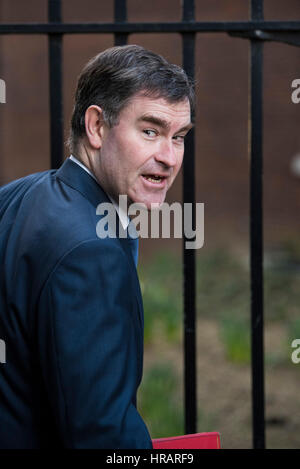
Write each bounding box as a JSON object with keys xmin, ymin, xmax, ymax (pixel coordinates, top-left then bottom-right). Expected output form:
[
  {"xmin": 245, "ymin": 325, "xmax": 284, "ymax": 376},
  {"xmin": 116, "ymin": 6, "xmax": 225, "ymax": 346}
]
[{"xmin": 143, "ymin": 319, "xmax": 300, "ymax": 449}]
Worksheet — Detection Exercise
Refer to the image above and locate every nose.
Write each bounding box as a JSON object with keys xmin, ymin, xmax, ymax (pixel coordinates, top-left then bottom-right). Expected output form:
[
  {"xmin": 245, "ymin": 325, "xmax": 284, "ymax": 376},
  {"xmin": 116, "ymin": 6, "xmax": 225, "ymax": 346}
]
[{"xmin": 154, "ymin": 138, "xmax": 178, "ymax": 168}]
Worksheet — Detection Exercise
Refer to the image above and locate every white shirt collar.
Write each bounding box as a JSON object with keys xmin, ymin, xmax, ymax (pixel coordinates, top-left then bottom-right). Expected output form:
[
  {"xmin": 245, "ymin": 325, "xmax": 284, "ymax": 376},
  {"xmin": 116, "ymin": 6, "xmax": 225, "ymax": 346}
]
[{"xmin": 69, "ymin": 155, "xmax": 130, "ymax": 230}]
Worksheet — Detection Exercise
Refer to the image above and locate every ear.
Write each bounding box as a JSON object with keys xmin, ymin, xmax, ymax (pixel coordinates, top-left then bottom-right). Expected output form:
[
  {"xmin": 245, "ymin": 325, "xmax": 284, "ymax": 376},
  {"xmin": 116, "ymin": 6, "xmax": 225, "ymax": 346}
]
[{"xmin": 84, "ymin": 105, "xmax": 106, "ymax": 149}]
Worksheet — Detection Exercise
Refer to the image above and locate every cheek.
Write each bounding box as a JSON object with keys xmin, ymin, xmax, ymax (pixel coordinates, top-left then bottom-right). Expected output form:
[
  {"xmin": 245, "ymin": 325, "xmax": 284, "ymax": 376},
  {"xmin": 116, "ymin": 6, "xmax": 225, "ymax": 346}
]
[{"xmin": 124, "ymin": 140, "xmax": 150, "ymax": 173}]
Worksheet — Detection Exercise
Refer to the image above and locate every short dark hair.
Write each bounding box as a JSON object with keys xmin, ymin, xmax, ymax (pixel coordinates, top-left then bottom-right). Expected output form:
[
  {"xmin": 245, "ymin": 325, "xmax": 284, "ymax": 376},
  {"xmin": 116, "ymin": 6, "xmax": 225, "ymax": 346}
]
[{"xmin": 68, "ymin": 45, "xmax": 195, "ymax": 153}]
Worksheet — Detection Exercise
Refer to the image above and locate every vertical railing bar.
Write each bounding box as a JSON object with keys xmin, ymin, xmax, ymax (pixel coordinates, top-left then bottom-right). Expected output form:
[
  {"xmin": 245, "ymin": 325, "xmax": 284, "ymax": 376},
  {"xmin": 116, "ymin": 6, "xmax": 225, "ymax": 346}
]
[
  {"xmin": 114, "ymin": 0, "xmax": 128, "ymax": 46},
  {"xmin": 249, "ymin": 0, "xmax": 265, "ymax": 449},
  {"xmin": 182, "ymin": 0, "xmax": 195, "ymax": 22},
  {"xmin": 182, "ymin": 0, "xmax": 197, "ymax": 436},
  {"xmin": 48, "ymin": 0, "xmax": 63, "ymax": 169},
  {"xmin": 251, "ymin": 0, "xmax": 264, "ymax": 22}
]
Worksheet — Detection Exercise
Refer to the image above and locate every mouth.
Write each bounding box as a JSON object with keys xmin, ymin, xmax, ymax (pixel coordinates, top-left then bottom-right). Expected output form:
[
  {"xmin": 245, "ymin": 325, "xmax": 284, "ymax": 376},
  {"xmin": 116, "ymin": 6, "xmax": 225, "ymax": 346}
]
[
  {"xmin": 143, "ymin": 175, "xmax": 163, "ymax": 183},
  {"xmin": 141, "ymin": 174, "xmax": 168, "ymax": 186}
]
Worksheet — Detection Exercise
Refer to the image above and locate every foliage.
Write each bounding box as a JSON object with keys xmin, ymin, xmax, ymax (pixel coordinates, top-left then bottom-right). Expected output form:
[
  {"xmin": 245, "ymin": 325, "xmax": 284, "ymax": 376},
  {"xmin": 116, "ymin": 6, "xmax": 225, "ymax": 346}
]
[
  {"xmin": 138, "ymin": 251, "xmax": 183, "ymax": 344},
  {"xmin": 219, "ymin": 316, "xmax": 251, "ymax": 364},
  {"xmin": 138, "ymin": 363, "xmax": 184, "ymax": 438},
  {"xmin": 138, "ymin": 242, "xmax": 300, "ymax": 443},
  {"xmin": 139, "ymin": 244, "xmax": 300, "ymax": 345}
]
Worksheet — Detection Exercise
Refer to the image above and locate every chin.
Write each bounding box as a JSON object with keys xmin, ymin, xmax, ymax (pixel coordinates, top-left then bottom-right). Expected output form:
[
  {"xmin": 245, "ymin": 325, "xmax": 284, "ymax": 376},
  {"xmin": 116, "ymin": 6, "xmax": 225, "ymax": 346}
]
[
  {"xmin": 142, "ymin": 195, "xmax": 167, "ymax": 211},
  {"xmin": 127, "ymin": 189, "xmax": 166, "ymax": 210}
]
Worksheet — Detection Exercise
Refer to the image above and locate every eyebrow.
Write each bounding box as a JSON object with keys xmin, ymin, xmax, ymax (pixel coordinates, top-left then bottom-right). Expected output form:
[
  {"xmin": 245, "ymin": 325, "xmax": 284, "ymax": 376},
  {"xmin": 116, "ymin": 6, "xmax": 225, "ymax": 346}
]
[{"xmin": 137, "ymin": 114, "xmax": 194, "ymax": 133}]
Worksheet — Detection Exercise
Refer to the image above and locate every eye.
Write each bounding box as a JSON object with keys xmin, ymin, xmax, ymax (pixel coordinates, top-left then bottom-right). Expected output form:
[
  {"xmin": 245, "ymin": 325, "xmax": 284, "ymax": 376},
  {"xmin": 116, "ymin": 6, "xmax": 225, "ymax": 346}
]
[
  {"xmin": 143, "ymin": 129, "xmax": 157, "ymax": 138},
  {"xmin": 173, "ymin": 135, "xmax": 185, "ymax": 143}
]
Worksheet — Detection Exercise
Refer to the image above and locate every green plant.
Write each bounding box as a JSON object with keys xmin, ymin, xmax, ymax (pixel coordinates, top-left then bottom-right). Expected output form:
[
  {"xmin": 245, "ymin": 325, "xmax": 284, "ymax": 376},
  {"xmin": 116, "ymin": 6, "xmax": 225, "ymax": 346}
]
[
  {"xmin": 137, "ymin": 244, "xmax": 300, "ymax": 445},
  {"xmin": 219, "ymin": 317, "xmax": 250, "ymax": 364},
  {"xmin": 196, "ymin": 247, "xmax": 250, "ymax": 321},
  {"xmin": 138, "ymin": 363, "xmax": 184, "ymax": 438},
  {"xmin": 138, "ymin": 252, "xmax": 182, "ymax": 344}
]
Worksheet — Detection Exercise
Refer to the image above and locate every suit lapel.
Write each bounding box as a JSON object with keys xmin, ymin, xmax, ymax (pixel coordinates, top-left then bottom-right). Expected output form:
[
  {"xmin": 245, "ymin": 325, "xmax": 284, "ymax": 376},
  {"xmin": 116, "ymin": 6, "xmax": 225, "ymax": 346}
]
[
  {"xmin": 55, "ymin": 158, "xmax": 144, "ymax": 329},
  {"xmin": 56, "ymin": 157, "xmax": 111, "ymax": 209}
]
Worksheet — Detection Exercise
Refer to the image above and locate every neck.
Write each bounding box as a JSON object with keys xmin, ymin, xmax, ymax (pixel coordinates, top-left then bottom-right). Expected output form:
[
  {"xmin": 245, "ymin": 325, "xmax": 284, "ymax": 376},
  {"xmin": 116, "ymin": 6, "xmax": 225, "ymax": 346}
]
[{"xmin": 74, "ymin": 142, "xmax": 100, "ymax": 179}]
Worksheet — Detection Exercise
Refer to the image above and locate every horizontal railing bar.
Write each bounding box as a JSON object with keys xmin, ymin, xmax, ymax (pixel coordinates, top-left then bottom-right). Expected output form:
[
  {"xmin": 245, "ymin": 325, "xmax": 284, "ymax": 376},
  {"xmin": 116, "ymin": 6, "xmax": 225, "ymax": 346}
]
[{"xmin": 0, "ymin": 21, "xmax": 299, "ymax": 34}]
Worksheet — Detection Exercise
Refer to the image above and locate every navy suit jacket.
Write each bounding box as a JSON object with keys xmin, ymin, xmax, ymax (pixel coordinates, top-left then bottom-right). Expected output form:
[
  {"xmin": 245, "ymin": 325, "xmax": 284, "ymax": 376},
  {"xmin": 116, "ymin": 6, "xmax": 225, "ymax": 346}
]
[{"xmin": 0, "ymin": 158, "xmax": 152, "ymax": 449}]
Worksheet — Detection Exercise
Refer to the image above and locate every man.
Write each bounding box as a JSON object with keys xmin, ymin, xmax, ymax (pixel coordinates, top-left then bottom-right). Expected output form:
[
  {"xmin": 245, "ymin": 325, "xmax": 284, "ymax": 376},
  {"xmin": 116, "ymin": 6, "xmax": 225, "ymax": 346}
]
[{"xmin": 0, "ymin": 45, "xmax": 194, "ymax": 448}]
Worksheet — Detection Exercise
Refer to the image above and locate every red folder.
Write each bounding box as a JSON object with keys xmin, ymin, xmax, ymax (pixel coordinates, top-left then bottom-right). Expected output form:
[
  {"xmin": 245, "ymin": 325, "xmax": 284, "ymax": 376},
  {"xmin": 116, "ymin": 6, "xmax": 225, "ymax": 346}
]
[{"xmin": 152, "ymin": 432, "xmax": 221, "ymax": 449}]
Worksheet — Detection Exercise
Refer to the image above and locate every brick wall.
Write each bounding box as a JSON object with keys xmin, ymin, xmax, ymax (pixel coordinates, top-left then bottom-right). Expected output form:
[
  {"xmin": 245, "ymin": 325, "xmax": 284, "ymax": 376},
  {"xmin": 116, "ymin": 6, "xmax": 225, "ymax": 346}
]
[{"xmin": 0, "ymin": 0, "xmax": 299, "ymax": 248}]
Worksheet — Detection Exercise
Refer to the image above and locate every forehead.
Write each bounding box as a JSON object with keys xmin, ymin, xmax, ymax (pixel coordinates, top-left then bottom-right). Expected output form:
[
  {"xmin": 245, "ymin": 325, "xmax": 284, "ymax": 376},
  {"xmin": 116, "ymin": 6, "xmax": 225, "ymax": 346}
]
[{"xmin": 120, "ymin": 93, "xmax": 191, "ymax": 127}]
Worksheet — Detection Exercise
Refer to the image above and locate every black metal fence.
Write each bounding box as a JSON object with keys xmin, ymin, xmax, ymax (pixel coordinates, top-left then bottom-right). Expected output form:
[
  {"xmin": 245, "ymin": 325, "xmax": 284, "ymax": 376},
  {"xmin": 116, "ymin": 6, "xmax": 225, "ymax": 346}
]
[{"xmin": 0, "ymin": 0, "xmax": 299, "ymax": 449}]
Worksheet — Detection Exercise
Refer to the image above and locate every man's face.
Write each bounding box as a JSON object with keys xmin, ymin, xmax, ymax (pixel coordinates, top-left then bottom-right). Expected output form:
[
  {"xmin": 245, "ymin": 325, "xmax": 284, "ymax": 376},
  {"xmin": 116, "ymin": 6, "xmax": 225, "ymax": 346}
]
[{"xmin": 96, "ymin": 94, "xmax": 192, "ymax": 209}]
